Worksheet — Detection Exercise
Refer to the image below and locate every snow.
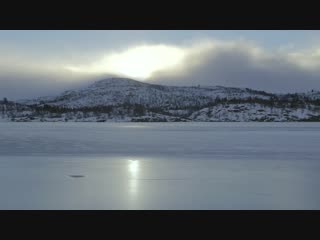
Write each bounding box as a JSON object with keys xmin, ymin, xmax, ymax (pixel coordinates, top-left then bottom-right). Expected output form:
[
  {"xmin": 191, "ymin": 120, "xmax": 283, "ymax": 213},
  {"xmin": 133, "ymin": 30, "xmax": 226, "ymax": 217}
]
[
  {"xmin": 20, "ymin": 78, "xmax": 271, "ymax": 109},
  {"xmin": 0, "ymin": 122, "xmax": 320, "ymax": 209},
  {"xmin": 191, "ymin": 103, "xmax": 320, "ymax": 122},
  {"xmin": 1, "ymin": 78, "xmax": 318, "ymax": 122}
]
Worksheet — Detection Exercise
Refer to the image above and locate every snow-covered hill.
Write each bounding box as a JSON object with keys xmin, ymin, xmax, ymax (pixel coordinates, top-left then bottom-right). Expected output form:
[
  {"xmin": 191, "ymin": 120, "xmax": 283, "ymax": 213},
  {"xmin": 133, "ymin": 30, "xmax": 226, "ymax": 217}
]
[
  {"xmin": 2, "ymin": 77, "xmax": 320, "ymax": 122},
  {"xmin": 190, "ymin": 103, "xmax": 320, "ymax": 122},
  {"xmin": 20, "ymin": 78, "xmax": 272, "ymax": 109}
]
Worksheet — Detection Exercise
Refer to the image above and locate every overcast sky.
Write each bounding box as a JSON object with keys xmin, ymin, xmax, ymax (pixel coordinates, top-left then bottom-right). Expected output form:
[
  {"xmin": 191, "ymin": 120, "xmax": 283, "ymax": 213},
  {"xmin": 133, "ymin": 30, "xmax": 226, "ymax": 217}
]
[{"xmin": 1, "ymin": 30, "xmax": 320, "ymax": 99}]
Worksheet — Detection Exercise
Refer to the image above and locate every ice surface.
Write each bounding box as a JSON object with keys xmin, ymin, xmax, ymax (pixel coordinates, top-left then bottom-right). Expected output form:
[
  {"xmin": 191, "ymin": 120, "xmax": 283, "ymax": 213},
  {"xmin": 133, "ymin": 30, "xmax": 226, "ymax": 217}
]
[{"xmin": 0, "ymin": 122, "xmax": 320, "ymax": 209}]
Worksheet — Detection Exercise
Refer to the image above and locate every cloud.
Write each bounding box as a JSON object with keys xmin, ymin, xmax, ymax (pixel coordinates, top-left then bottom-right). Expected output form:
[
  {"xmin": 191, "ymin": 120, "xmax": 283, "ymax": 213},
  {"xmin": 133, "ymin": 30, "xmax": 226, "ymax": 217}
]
[
  {"xmin": 66, "ymin": 44, "xmax": 186, "ymax": 79},
  {"xmin": 149, "ymin": 40, "xmax": 320, "ymax": 93},
  {"xmin": 0, "ymin": 51, "xmax": 107, "ymax": 100},
  {"xmin": 0, "ymin": 63, "xmax": 102, "ymax": 100},
  {"xmin": 1, "ymin": 38, "xmax": 320, "ymax": 100}
]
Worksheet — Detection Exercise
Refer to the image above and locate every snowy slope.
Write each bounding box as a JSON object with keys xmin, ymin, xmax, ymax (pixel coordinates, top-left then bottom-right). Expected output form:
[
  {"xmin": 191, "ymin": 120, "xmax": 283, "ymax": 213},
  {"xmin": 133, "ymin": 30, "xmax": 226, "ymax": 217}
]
[
  {"xmin": 190, "ymin": 103, "xmax": 320, "ymax": 122},
  {"xmin": 21, "ymin": 78, "xmax": 272, "ymax": 109},
  {"xmin": 3, "ymin": 77, "xmax": 320, "ymax": 122}
]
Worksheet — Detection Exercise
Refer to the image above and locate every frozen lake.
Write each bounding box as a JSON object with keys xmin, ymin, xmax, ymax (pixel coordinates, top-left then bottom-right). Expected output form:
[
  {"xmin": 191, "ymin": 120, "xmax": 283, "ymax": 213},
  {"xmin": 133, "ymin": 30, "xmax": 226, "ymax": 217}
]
[{"xmin": 0, "ymin": 122, "xmax": 320, "ymax": 209}]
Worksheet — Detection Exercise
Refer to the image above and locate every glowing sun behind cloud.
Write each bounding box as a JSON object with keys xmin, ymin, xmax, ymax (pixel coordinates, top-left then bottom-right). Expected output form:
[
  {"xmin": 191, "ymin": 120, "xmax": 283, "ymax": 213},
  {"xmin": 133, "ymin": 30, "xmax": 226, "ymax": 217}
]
[{"xmin": 66, "ymin": 45, "xmax": 186, "ymax": 79}]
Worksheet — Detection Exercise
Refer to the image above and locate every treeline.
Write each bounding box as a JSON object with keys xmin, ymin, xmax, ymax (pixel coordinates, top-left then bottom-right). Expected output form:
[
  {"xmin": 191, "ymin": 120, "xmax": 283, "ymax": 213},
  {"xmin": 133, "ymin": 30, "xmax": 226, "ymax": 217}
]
[
  {"xmin": 25, "ymin": 93, "xmax": 320, "ymax": 117},
  {"xmin": 180, "ymin": 95, "xmax": 320, "ymax": 111},
  {"xmin": 32, "ymin": 103, "xmax": 147, "ymax": 116}
]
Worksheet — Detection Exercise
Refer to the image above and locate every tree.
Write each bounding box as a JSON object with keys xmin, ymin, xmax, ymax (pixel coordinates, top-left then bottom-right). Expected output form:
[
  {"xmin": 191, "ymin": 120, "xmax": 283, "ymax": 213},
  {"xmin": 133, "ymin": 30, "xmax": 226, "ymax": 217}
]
[
  {"xmin": 215, "ymin": 96, "xmax": 221, "ymax": 104},
  {"xmin": 2, "ymin": 98, "xmax": 7, "ymax": 116},
  {"xmin": 133, "ymin": 104, "xmax": 145, "ymax": 116}
]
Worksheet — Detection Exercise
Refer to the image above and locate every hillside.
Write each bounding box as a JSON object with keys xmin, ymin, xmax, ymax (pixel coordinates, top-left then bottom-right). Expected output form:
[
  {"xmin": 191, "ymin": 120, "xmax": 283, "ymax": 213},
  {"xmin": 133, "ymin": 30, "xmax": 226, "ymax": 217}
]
[{"xmin": 1, "ymin": 77, "xmax": 320, "ymax": 122}]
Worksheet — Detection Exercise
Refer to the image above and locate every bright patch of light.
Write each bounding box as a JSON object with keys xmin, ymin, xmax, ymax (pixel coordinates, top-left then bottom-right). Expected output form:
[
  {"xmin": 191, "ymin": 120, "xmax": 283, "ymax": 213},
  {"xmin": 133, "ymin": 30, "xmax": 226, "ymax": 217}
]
[
  {"xmin": 128, "ymin": 159, "xmax": 140, "ymax": 196},
  {"xmin": 65, "ymin": 45, "xmax": 186, "ymax": 79},
  {"xmin": 128, "ymin": 160, "xmax": 140, "ymax": 179}
]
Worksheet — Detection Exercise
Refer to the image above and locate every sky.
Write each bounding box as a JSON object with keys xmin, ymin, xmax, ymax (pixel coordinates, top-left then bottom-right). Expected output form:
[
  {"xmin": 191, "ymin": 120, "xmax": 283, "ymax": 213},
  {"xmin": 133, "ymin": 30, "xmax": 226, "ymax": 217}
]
[{"xmin": 1, "ymin": 30, "xmax": 320, "ymax": 99}]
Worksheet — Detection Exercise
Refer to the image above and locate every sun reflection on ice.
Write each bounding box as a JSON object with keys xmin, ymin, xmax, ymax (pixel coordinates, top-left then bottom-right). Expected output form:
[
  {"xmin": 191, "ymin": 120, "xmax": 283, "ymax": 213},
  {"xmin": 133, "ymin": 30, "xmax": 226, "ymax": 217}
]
[
  {"xmin": 128, "ymin": 160, "xmax": 140, "ymax": 196},
  {"xmin": 128, "ymin": 160, "xmax": 140, "ymax": 178}
]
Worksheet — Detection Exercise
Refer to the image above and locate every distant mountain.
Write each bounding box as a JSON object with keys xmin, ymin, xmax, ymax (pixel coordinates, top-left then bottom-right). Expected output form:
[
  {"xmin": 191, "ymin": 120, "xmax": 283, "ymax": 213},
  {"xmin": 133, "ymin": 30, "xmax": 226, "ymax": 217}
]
[
  {"xmin": 20, "ymin": 78, "xmax": 273, "ymax": 108},
  {"xmin": 2, "ymin": 77, "xmax": 320, "ymax": 122}
]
